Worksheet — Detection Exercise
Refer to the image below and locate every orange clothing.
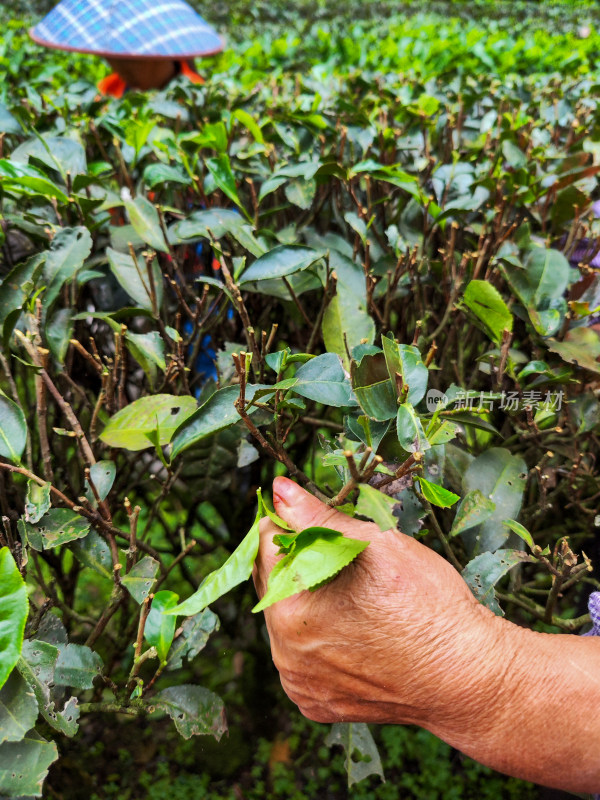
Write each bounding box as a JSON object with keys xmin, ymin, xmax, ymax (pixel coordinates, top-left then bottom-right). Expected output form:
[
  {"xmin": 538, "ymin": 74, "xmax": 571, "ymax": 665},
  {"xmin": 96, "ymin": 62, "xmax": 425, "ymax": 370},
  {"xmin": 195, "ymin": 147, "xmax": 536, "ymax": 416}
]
[{"xmin": 97, "ymin": 61, "xmax": 204, "ymax": 97}]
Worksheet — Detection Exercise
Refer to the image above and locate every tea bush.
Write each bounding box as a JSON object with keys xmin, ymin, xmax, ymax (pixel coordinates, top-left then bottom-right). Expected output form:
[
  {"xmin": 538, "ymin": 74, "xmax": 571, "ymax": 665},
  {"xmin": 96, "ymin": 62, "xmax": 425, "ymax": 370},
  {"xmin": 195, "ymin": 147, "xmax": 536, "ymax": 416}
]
[{"xmin": 1, "ymin": 1, "xmax": 599, "ymax": 797}]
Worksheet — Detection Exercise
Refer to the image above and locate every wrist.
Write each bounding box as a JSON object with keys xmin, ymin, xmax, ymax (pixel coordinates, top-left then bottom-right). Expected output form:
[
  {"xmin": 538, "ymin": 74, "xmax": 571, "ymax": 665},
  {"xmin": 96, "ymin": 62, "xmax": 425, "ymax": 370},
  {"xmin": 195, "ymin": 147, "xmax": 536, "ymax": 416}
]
[{"xmin": 425, "ymin": 611, "xmax": 600, "ymax": 793}]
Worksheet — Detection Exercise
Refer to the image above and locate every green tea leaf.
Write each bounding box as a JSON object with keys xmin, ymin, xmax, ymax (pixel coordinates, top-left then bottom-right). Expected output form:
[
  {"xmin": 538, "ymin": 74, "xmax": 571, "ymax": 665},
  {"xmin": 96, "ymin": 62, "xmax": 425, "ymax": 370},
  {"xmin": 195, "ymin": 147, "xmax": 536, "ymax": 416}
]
[
  {"xmin": 293, "ymin": 353, "xmax": 357, "ymax": 407},
  {"xmin": 381, "ymin": 336, "xmax": 428, "ymax": 405},
  {"xmin": 503, "ymin": 519, "xmax": 535, "ymax": 550},
  {"xmin": 0, "ymin": 252, "xmax": 45, "ymax": 339},
  {"xmin": 0, "ymin": 392, "xmax": 27, "ymax": 465},
  {"xmin": 463, "ymin": 280, "xmax": 512, "ymax": 343},
  {"xmin": 143, "ymin": 163, "xmax": 191, "ymax": 187},
  {"xmin": 145, "ymin": 590, "xmax": 179, "ymax": 664},
  {"xmin": 417, "ymin": 477, "xmax": 459, "ymax": 508},
  {"xmin": 0, "ymin": 548, "xmax": 28, "ymax": 692},
  {"xmin": 166, "ymin": 500, "xmax": 263, "ymax": 616},
  {"xmin": 322, "ymin": 292, "xmax": 375, "ymax": 371},
  {"xmin": 351, "ymin": 353, "xmax": 398, "ymax": 421},
  {"xmin": 547, "ymin": 327, "xmax": 600, "ymax": 375},
  {"xmin": 173, "ymin": 208, "xmax": 263, "ymax": 257},
  {"xmin": 206, "ymin": 154, "xmax": 244, "ymax": 211},
  {"xmin": 124, "ymin": 195, "xmax": 169, "ymax": 253},
  {"xmin": 356, "ymin": 484, "xmax": 398, "ymax": 531},
  {"xmin": 106, "ymin": 247, "xmax": 163, "ymax": 313},
  {"xmin": 100, "ymin": 394, "xmax": 197, "ymax": 451},
  {"xmin": 239, "ymin": 245, "xmax": 323, "ymax": 284},
  {"xmin": 0, "ymin": 670, "xmax": 38, "ymax": 744},
  {"xmin": 253, "ymin": 527, "xmax": 368, "ymax": 613},
  {"xmin": 43, "ymin": 226, "xmax": 92, "ymax": 309},
  {"xmin": 171, "ymin": 384, "xmax": 266, "ymax": 458},
  {"xmin": 396, "ymin": 403, "xmax": 430, "ymax": 453}
]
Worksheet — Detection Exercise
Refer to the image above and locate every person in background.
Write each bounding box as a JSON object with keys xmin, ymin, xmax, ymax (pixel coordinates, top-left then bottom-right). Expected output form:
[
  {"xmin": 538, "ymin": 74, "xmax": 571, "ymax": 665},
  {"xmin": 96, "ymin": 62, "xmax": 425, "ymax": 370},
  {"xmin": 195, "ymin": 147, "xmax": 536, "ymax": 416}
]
[{"xmin": 29, "ymin": 0, "xmax": 224, "ymax": 97}]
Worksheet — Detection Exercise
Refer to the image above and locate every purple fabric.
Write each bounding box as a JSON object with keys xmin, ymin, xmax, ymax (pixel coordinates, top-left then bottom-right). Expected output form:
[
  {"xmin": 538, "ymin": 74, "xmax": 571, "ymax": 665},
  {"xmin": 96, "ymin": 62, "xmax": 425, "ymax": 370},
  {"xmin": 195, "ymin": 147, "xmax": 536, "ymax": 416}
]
[{"xmin": 583, "ymin": 591, "xmax": 600, "ymax": 636}]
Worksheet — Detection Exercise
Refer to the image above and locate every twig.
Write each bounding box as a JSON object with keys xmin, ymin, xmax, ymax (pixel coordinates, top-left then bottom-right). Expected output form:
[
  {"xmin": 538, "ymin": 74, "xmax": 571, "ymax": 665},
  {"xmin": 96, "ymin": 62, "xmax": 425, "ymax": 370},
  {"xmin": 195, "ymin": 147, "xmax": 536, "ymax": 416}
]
[
  {"xmin": 15, "ymin": 330, "xmax": 96, "ymax": 466},
  {"xmin": 153, "ymin": 539, "xmax": 197, "ymax": 592}
]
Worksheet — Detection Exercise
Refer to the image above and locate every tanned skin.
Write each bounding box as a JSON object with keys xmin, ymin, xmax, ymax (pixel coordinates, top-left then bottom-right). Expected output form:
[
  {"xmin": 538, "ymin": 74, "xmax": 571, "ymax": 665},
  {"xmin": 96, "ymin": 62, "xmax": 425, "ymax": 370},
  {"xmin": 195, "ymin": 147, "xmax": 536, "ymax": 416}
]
[
  {"xmin": 253, "ymin": 477, "xmax": 600, "ymax": 794},
  {"xmin": 105, "ymin": 57, "xmax": 177, "ymax": 90}
]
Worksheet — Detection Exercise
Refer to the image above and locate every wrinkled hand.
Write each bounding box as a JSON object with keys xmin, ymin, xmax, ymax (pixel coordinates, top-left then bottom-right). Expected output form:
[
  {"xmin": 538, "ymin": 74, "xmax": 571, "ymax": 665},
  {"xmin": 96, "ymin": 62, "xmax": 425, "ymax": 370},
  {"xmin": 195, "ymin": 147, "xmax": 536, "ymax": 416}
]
[{"xmin": 253, "ymin": 477, "xmax": 505, "ymax": 733}]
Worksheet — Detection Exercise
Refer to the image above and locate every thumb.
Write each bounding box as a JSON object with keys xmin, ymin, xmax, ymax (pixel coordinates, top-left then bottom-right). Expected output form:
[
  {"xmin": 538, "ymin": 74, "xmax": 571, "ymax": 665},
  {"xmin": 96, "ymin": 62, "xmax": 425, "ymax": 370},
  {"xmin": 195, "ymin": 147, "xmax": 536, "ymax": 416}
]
[{"xmin": 272, "ymin": 476, "xmax": 351, "ymax": 534}]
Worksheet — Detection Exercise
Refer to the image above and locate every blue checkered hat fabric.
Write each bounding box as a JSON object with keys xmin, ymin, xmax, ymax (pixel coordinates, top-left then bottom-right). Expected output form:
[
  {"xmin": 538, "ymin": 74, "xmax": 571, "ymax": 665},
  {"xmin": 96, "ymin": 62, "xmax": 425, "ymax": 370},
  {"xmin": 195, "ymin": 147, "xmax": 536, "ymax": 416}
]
[{"xmin": 30, "ymin": 0, "xmax": 223, "ymax": 58}]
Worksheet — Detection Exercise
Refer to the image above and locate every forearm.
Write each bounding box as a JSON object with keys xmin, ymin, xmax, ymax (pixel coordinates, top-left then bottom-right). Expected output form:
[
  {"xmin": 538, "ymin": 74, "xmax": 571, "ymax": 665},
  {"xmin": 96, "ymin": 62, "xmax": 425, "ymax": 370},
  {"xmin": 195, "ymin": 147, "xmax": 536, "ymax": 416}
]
[{"xmin": 427, "ymin": 614, "xmax": 600, "ymax": 793}]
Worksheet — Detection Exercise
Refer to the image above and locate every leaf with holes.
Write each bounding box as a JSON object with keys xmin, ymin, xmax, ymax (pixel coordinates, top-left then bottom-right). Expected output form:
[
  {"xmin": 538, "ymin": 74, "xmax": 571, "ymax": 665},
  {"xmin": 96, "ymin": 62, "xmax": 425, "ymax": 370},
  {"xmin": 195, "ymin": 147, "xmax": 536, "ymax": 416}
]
[
  {"xmin": 462, "ymin": 549, "xmax": 528, "ymax": 615},
  {"xmin": 70, "ymin": 530, "xmax": 112, "ymax": 579},
  {"xmin": 20, "ymin": 509, "xmax": 90, "ymax": 551},
  {"xmin": 152, "ymin": 684, "xmax": 227, "ymax": 740},
  {"xmin": 17, "ymin": 641, "xmax": 79, "ymax": 736},
  {"xmin": 0, "ymin": 734, "xmax": 58, "ymax": 797},
  {"xmin": 54, "ymin": 644, "xmax": 103, "ymax": 690},
  {"xmin": 463, "ymin": 448, "xmax": 528, "ymax": 552},
  {"xmin": 100, "ymin": 394, "xmax": 197, "ymax": 451},
  {"xmin": 85, "ymin": 460, "xmax": 116, "ymax": 504},
  {"xmin": 325, "ymin": 723, "xmax": 384, "ymax": 787},
  {"xmin": 449, "ymin": 490, "xmax": 496, "ymax": 538},
  {"xmin": 167, "ymin": 609, "xmax": 220, "ymax": 671},
  {"xmin": 25, "ymin": 480, "xmax": 51, "ymax": 524},
  {"xmin": 121, "ymin": 556, "xmax": 159, "ymax": 603}
]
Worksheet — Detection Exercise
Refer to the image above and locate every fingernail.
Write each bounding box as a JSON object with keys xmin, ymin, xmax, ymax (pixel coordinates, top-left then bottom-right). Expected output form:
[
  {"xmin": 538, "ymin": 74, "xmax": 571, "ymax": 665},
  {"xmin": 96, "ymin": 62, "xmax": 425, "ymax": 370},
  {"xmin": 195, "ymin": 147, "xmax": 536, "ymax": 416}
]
[{"xmin": 273, "ymin": 476, "xmax": 294, "ymax": 506}]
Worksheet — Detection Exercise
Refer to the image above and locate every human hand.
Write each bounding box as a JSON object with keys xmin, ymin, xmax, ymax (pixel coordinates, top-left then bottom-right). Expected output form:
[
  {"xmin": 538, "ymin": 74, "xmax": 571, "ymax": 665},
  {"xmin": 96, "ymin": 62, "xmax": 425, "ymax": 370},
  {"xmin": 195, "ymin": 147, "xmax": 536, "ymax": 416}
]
[{"xmin": 253, "ymin": 476, "xmax": 508, "ymax": 734}]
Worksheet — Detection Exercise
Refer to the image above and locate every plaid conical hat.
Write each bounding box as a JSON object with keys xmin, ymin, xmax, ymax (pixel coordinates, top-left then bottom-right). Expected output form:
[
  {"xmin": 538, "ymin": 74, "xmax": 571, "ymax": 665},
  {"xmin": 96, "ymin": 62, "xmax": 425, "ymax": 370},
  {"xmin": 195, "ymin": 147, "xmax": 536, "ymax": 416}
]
[{"xmin": 30, "ymin": 0, "xmax": 224, "ymax": 59}]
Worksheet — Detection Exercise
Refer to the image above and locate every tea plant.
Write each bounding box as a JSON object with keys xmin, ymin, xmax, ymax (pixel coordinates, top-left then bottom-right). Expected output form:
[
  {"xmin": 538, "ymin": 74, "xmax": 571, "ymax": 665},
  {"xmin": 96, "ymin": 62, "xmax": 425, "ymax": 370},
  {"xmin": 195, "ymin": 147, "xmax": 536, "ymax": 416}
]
[{"xmin": 1, "ymin": 1, "xmax": 600, "ymax": 796}]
